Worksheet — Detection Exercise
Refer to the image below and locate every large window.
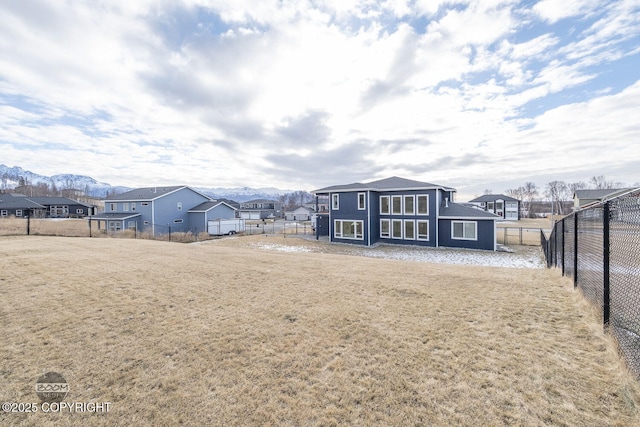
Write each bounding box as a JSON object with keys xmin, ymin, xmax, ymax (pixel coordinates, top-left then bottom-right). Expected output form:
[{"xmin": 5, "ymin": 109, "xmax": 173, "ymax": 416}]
[
  {"xmin": 417, "ymin": 220, "xmax": 429, "ymax": 240},
  {"xmin": 417, "ymin": 195, "xmax": 429, "ymax": 215},
  {"xmin": 380, "ymin": 219, "xmax": 390, "ymax": 238},
  {"xmin": 332, "ymin": 194, "xmax": 339, "ymax": 210},
  {"xmin": 404, "ymin": 196, "xmax": 415, "ymax": 215},
  {"xmin": 452, "ymin": 221, "xmax": 477, "ymax": 240},
  {"xmin": 404, "ymin": 220, "xmax": 415, "ymax": 240},
  {"xmin": 123, "ymin": 203, "xmax": 129, "ymax": 212},
  {"xmin": 358, "ymin": 193, "xmax": 366, "ymax": 210},
  {"xmin": 392, "ymin": 219, "xmax": 403, "ymax": 239},
  {"xmin": 380, "ymin": 196, "xmax": 390, "ymax": 214},
  {"xmin": 391, "ymin": 196, "xmax": 402, "ymax": 215},
  {"xmin": 16, "ymin": 210, "xmax": 23, "ymax": 217},
  {"xmin": 334, "ymin": 220, "xmax": 363, "ymax": 240}
]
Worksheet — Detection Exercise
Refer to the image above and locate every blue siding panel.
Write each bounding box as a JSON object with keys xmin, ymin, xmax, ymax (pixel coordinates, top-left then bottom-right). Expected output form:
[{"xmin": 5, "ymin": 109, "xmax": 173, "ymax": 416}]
[{"xmin": 438, "ymin": 219, "xmax": 495, "ymax": 250}]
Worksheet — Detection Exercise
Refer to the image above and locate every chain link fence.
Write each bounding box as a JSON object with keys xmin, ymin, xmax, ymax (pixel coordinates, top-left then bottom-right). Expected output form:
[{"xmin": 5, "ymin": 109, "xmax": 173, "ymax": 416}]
[{"xmin": 542, "ymin": 188, "xmax": 640, "ymax": 378}]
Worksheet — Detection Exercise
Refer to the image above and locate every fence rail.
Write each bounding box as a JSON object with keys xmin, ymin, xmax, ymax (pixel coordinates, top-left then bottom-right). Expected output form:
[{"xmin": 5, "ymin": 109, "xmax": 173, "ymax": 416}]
[{"xmin": 542, "ymin": 188, "xmax": 640, "ymax": 378}]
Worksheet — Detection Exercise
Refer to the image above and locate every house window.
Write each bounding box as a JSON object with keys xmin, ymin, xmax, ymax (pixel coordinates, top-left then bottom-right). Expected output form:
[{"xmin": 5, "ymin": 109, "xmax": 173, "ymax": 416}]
[
  {"xmin": 391, "ymin": 196, "xmax": 402, "ymax": 215},
  {"xmin": 1, "ymin": 210, "xmax": 7, "ymax": 217},
  {"xmin": 141, "ymin": 202, "xmax": 149, "ymax": 207},
  {"xmin": 174, "ymin": 219, "xmax": 183, "ymax": 223},
  {"xmin": 380, "ymin": 219, "xmax": 390, "ymax": 238},
  {"xmin": 334, "ymin": 220, "xmax": 363, "ymax": 240},
  {"xmin": 143, "ymin": 221, "xmax": 149, "ymax": 225},
  {"xmin": 417, "ymin": 220, "xmax": 429, "ymax": 240},
  {"xmin": 16, "ymin": 209, "xmax": 23, "ymax": 217},
  {"xmin": 127, "ymin": 221, "xmax": 137, "ymax": 230},
  {"xmin": 380, "ymin": 196, "xmax": 390, "ymax": 214},
  {"xmin": 487, "ymin": 202, "xmax": 494, "ymax": 211},
  {"xmin": 452, "ymin": 221, "xmax": 477, "ymax": 240},
  {"xmin": 76, "ymin": 209, "xmax": 83, "ymax": 214},
  {"xmin": 358, "ymin": 193, "xmax": 366, "ymax": 210},
  {"xmin": 177, "ymin": 202, "xmax": 182, "ymax": 211},
  {"xmin": 131, "ymin": 203, "xmax": 136, "ymax": 211},
  {"xmin": 110, "ymin": 203, "xmax": 116, "ymax": 211},
  {"xmin": 391, "ymin": 219, "xmax": 403, "ymax": 239},
  {"xmin": 404, "ymin": 220, "xmax": 415, "ymax": 240},
  {"xmin": 417, "ymin": 195, "xmax": 429, "ymax": 215},
  {"xmin": 123, "ymin": 203, "xmax": 129, "ymax": 212},
  {"xmin": 404, "ymin": 195, "xmax": 415, "ymax": 215},
  {"xmin": 332, "ymin": 194, "xmax": 339, "ymax": 210}
]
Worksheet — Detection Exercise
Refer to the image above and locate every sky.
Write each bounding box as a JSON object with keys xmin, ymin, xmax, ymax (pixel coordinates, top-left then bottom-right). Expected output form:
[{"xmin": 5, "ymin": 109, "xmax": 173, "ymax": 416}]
[{"xmin": 0, "ymin": 0, "xmax": 639, "ymax": 201}]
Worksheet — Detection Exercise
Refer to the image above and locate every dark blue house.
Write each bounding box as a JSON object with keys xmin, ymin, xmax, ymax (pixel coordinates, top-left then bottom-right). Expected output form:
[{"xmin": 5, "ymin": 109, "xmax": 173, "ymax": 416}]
[{"xmin": 313, "ymin": 176, "xmax": 499, "ymax": 251}]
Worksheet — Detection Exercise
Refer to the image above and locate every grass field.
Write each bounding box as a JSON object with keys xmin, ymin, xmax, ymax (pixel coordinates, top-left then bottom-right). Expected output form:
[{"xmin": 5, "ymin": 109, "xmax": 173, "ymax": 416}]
[{"xmin": 1, "ymin": 235, "xmax": 639, "ymax": 426}]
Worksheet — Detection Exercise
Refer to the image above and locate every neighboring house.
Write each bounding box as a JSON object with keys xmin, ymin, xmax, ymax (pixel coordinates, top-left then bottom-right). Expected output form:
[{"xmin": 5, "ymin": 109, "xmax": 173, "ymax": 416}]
[
  {"xmin": 573, "ymin": 188, "xmax": 631, "ymax": 210},
  {"xmin": 313, "ymin": 176, "xmax": 499, "ymax": 251},
  {"xmin": 468, "ymin": 194, "xmax": 520, "ymax": 220},
  {"xmin": 0, "ymin": 193, "xmax": 95, "ymax": 218},
  {"xmin": 304, "ymin": 196, "xmax": 329, "ymax": 213},
  {"xmin": 285, "ymin": 206, "xmax": 312, "ymax": 221},
  {"xmin": 238, "ymin": 199, "xmax": 284, "ymax": 219},
  {"xmin": 27, "ymin": 196, "xmax": 96, "ymax": 218},
  {"xmin": 91, "ymin": 186, "xmax": 228, "ymax": 234}
]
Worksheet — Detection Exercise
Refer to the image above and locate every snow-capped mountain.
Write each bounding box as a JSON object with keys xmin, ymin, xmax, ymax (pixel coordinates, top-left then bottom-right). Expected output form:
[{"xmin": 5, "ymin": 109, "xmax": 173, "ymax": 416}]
[{"xmin": 0, "ymin": 164, "xmax": 293, "ymax": 201}]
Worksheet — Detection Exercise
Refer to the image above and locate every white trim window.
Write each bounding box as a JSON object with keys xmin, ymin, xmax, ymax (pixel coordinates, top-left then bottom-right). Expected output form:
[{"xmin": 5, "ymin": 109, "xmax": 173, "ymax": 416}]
[
  {"xmin": 174, "ymin": 219, "xmax": 184, "ymax": 223},
  {"xmin": 380, "ymin": 196, "xmax": 390, "ymax": 214},
  {"xmin": 334, "ymin": 220, "xmax": 363, "ymax": 240},
  {"xmin": 1, "ymin": 210, "xmax": 7, "ymax": 217},
  {"xmin": 16, "ymin": 209, "xmax": 23, "ymax": 217},
  {"xmin": 177, "ymin": 202, "xmax": 183, "ymax": 211},
  {"xmin": 417, "ymin": 195, "xmax": 429, "ymax": 215},
  {"xmin": 452, "ymin": 221, "xmax": 477, "ymax": 240},
  {"xmin": 123, "ymin": 203, "xmax": 129, "ymax": 212},
  {"xmin": 380, "ymin": 219, "xmax": 390, "ymax": 238},
  {"xmin": 76, "ymin": 209, "xmax": 84, "ymax": 214},
  {"xmin": 332, "ymin": 194, "xmax": 340, "ymax": 210},
  {"xmin": 391, "ymin": 219, "xmax": 403, "ymax": 239},
  {"xmin": 417, "ymin": 220, "xmax": 429, "ymax": 241},
  {"xmin": 358, "ymin": 193, "xmax": 366, "ymax": 210},
  {"xmin": 391, "ymin": 195, "xmax": 402, "ymax": 215},
  {"xmin": 131, "ymin": 203, "xmax": 136, "ymax": 211},
  {"xmin": 404, "ymin": 195, "xmax": 415, "ymax": 215},
  {"xmin": 404, "ymin": 220, "xmax": 415, "ymax": 240}
]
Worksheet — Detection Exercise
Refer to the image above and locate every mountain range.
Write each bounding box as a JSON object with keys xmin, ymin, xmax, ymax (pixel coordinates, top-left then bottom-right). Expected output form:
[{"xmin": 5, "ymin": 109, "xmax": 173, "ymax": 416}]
[{"xmin": 0, "ymin": 164, "xmax": 292, "ymax": 202}]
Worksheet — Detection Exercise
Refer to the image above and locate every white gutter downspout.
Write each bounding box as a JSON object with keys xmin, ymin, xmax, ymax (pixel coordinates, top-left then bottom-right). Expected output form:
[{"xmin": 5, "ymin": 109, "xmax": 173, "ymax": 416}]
[
  {"xmin": 435, "ymin": 191, "xmax": 439, "ymax": 248},
  {"xmin": 367, "ymin": 190, "xmax": 371, "ymax": 246},
  {"xmin": 151, "ymin": 200, "xmax": 155, "ymax": 236}
]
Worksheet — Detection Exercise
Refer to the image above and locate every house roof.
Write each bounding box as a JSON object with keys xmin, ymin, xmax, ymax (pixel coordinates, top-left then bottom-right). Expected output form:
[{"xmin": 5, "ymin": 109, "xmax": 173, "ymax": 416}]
[
  {"xmin": 90, "ymin": 212, "xmax": 141, "ymax": 220},
  {"xmin": 468, "ymin": 194, "xmax": 520, "ymax": 203},
  {"xmin": 0, "ymin": 197, "xmax": 46, "ymax": 209},
  {"xmin": 188, "ymin": 201, "xmax": 237, "ymax": 212},
  {"xmin": 439, "ymin": 201, "xmax": 500, "ymax": 219},
  {"xmin": 313, "ymin": 176, "xmax": 456, "ymax": 194},
  {"xmin": 27, "ymin": 196, "xmax": 94, "ymax": 207},
  {"xmin": 574, "ymin": 188, "xmax": 629, "ymax": 200},
  {"xmin": 285, "ymin": 206, "xmax": 313, "ymax": 214},
  {"xmin": 105, "ymin": 186, "xmax": 211, "ymax": 202}
]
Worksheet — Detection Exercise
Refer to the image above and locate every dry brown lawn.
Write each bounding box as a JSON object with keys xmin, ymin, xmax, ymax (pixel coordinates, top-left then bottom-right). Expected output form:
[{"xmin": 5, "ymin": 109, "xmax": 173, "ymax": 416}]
[{"xmin": 1, "ymin": 235, "xmax": 639, "ymax": 426}]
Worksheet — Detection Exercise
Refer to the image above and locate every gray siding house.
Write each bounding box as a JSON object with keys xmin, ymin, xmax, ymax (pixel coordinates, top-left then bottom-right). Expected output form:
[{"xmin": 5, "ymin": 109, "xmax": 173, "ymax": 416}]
[
  {"xmin": 313, "ymin": 176, "xmax": 499, "ymax": 251},
  {"xmin": 188, "ymin": 201, "xmax": 237, "ymax": 232},
  {"xmin": 468, "ymin": 194, "xmax": 520, "ymax": 220},
  {"xmin": 239, "ymin": 199, "xmax": 284, "ymax": 219},
  {"xmin": 92, "ymin": 186, "xmax": 227, "ymax": 235},
  {"xmin": 0, "ymin": 194, "xmax": 95, "ymax": 218}
]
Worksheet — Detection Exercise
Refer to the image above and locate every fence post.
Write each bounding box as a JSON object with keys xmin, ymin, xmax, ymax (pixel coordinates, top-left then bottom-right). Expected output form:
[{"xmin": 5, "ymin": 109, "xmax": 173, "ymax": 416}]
[
  {"xmin": 603, "ymin": 202, "xmax": 610, "ymax": 329},
  {"xmin": 574, "ymin": 213, "xmax": 579, "ymax": 289},
  {"xmin": 561, "ymin": 218, "xmax": 565, "ymax": 276},
  {"xmin": 26, "ymin": 215, "xmax": 31, "ymax": 235},
  {"xmin": 168, "ymin": 226, "xmax": 171, "ymax": 242}
]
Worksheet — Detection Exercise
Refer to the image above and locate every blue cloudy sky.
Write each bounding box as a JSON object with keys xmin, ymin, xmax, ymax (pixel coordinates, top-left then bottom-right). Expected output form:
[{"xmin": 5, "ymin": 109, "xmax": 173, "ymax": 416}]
[{"xmin": 1, "ymin": 0, "xmax": 638, "ymax": 199}]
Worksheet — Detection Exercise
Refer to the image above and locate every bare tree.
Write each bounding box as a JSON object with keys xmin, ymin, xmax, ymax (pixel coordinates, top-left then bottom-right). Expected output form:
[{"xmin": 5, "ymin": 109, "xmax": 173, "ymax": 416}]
[
  {"xmin": 505, "ymin": 182, "xmax": 538, "ymax": 218},
  {"xmin": 545, "ymin": 180, "xmax": 569, "ymax": 216}
]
